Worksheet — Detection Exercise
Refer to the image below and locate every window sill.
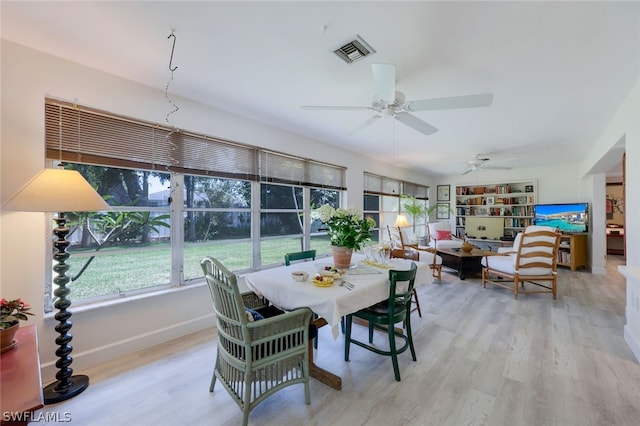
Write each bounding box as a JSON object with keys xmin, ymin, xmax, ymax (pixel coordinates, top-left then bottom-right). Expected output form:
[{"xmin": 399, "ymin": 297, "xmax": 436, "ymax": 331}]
[{"xmin": 43, "ymin": 280, "xmax": 207, "ymax": 320}]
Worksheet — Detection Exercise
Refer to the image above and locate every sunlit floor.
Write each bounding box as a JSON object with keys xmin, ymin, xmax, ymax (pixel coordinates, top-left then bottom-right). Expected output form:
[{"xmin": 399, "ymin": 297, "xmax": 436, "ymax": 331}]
[{"xmin": 35, "ymin": 256, "xmax": 639, "ymax": 425}]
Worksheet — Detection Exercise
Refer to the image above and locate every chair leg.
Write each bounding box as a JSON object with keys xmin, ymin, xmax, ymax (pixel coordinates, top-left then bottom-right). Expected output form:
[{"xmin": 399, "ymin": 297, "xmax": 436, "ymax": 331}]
[
  {"xmin": 242, "ymin": 379, "xmax": 252, "ymax": 426},
  {"xmin": 388, "ymin": 319, "xmax": 401, "ymax": 381},
  {"xmin": 209, "ymin": 372, "xmax": 216, "ymax": 392},
  {"xmin": 368, "ymin": 321, "xmax": 374, "ymax": 343},
  {"xmin": 312, "ymin": 313, "xmax": 319, "ymax": 349},
  {"xmin": 304, "ymin": 344, "xmax": 311, "ymax": 405},
  {"xmin": 344, "ymin": 315, "xmax": 352, "ymax": 361},
  {"xmin": 210, "ymin": 355, "xmax": 219, "ymax": 392},
  {"xmin": 405, "ymin": 310, "xmax": 417, "ymax": 362},
  {"xmin": 412, "ymin": 289, "xmax": 422, "ymax": 317},
  {"xmin": 431, "ymin": 264, "xmax": 442, "ymax": 283}
]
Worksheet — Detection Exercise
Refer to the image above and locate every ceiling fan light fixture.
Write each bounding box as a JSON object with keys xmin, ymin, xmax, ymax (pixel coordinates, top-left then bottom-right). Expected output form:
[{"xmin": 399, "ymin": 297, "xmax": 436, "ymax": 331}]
[{"xmin": 333, "ymin": 35, "xmax": 376, "ymax": 64}]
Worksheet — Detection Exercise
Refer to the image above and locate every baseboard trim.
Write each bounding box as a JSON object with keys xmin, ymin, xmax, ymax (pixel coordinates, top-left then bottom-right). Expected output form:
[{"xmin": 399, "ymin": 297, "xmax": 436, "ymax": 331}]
[
  {"xmin": 40, "ymin": 314, "xmax": 214, "ymax": 383},
  {"xmin": 624, "ymin": 325, "xmax": 640, "ymax": 363}
]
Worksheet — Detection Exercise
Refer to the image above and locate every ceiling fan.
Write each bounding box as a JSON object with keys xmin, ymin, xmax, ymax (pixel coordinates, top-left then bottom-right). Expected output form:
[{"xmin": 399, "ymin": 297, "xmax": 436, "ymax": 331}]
[
  {"xmin": 301, "ymin": 63, "xmax": 493, "ymax": 136},
  {"xmin": 461, "ymin": 154, "xmax": 513, "ymax": 175}
]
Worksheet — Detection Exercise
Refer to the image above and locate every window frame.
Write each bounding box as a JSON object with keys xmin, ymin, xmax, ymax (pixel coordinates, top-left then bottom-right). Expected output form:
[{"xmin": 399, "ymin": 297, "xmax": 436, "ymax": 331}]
[{"xmin": 43, "ymin": 98, "xmax": 346, "ymax": 307}]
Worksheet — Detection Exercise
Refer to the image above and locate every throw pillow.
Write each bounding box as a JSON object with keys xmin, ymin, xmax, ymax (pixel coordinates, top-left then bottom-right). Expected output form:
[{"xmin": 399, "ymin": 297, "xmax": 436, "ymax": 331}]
[
  {"xmin": 435, "ymin": 230, "xmax": 451, "ymax": 240},
  {"xmin": 244, "ymin": 307, "xmax": 265, "ymax": 322}
]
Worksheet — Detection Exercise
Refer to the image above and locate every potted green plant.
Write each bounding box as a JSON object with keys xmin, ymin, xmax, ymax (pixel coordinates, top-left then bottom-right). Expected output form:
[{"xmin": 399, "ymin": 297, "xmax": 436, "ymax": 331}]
[
  {"xmin": 400, "ymin": 195, "xmax": 428, "ymax": 238},
  {"xmin": 1, "ymin": 298, "xmax": 34, "ymax": 351},
  {"xmin": 401, "ymin": 195, "xmax": 454, "ymax": 245},
  {"xmin": 316, "ymin": 204, "xmax": 376, "ymax": 269}
]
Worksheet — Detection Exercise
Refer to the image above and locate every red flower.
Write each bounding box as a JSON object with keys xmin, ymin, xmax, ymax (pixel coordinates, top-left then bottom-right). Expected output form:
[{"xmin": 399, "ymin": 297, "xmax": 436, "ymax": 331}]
[{"xmin": 1, "ymin": 298, "xmax": 35, "ymax": 329}]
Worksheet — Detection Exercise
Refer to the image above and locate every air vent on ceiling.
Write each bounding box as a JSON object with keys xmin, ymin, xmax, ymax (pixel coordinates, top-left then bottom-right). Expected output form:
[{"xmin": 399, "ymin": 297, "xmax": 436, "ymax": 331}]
[{"xmin": 334, "ymin": 35, "xmax": 376, "ymax": 64}]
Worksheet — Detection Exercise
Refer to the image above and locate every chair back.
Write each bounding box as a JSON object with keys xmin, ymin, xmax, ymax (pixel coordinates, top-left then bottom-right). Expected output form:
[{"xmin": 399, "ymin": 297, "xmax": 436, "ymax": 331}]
[
  {"xmin": 388, "ymin": 226, "xmax": 412, "ymax": 249},
  {"xmin": 200, "ymin": 256, "xmax": 249, "ymax": 342},
  {"xmin": 388, "ymin": 262, "xmax": 418, "ymax": 319},
  {"xmin": 387, "ymin": 226, "xmax": 402, "ymax": 249},
  {"xmin": 427, "ymin": 221, "xmax": 452, "ymax": 241},
  {"xmin": 515, "ymin": 225, "xmax": 561, "ymax": 276},
  {"xmin": 284, "ymin": 249, "xmax": 316, "ymax": 266}
]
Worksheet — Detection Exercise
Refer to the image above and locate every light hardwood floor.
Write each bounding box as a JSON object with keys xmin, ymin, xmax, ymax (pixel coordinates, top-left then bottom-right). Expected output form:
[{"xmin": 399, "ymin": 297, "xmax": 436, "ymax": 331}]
[{"xmin": 35, "ymin": 257, "xmax": 640, "ymax": 425}]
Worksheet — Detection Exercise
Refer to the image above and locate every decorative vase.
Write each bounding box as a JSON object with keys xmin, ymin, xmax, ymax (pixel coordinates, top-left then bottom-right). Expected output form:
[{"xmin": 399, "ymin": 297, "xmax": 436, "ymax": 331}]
[
  {"xmin": 331, "ymin": 246, "xmax": 353, "ymax": 270},
  {"xmin": 1, "ymin": 322, "xmax": 19, "ymax": 352},
  {"xmin": 461, "ymin": 240, "xmax": 474, "ymax": 253}
]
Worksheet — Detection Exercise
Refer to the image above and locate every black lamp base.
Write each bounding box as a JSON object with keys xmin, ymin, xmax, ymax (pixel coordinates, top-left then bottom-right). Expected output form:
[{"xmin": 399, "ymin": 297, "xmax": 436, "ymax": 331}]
[{"xmin": 43, "ymin": 375, "xmax": 89, "ymax": 404}]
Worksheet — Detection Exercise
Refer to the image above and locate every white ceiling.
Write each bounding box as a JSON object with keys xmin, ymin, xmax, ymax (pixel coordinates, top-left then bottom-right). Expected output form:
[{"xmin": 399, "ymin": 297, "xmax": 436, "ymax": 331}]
[{"xmin": 2, "ymin": 1, "xmax": 638, "ymax": 177}]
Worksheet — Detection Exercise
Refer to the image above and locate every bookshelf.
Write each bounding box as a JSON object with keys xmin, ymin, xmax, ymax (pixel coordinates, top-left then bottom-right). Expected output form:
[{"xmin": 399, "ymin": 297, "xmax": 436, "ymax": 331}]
[
  {"xmin": 557, "ymin": 233, "xmax": 589, "ymax": 271},
  {"xmin": 455, "ymin": 180, "xmax": 536, "ymax": 239}
]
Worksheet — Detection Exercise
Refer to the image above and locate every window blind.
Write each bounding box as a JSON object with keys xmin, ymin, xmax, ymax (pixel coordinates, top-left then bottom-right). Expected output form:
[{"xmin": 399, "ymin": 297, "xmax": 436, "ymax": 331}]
[
  {"xmin": 364, "ymin": 172, "xmax": 429, "ymax": 199},
  {"xmin": 45, "ymin": 98, "xmax": 345, "ymax": 187},
  {"xmin": 260, "ymin": 151, "xmax": 345, "ymax": 190}
]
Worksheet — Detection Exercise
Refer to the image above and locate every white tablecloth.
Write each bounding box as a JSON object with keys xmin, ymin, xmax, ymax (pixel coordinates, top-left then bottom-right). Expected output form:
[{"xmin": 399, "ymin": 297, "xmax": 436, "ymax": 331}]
[{"xmin": 243, "ymin": 254, "xmax": 430, "ymax": 331}]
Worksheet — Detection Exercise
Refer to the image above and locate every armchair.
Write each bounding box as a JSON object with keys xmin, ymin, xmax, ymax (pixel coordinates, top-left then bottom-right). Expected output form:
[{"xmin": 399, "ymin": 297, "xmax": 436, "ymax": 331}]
[
  {"xmin": 388, "ymin": 225, "xmax": 442, "ymax": 283},
  {"xmin": 200, "ymin": 257, "xmax": 313, "ymax": 426},
  {"xmin": 427, "ymin": 221, "xmax": 463, "ymax": 250},
  {"xmin": 481, "ymin": 226, "xmax": 561, "ymax": 299}
]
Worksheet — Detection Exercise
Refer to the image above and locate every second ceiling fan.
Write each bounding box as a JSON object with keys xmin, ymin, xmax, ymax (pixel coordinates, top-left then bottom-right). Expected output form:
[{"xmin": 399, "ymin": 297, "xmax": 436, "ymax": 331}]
[
  {"xmin": 302, "ymin": 63, "xmax": 494, "ymax": 136},
  {"xmin": 462, "ymin": 154, "xmax": 513, "ymax": 175}
]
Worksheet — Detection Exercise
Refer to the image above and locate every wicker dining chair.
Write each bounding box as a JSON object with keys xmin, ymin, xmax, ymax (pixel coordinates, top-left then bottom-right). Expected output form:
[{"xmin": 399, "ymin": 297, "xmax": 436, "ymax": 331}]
[{"xmin": 200, "ymin": 257, "xmax": 313, "ymax": 426}]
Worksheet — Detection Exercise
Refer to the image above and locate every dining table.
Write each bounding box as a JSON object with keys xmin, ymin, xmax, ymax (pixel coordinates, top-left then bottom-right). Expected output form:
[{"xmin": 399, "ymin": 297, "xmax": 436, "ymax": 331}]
[{"xmin": 241, "ymin": 253, "xmax": 431, "ymax": 390}]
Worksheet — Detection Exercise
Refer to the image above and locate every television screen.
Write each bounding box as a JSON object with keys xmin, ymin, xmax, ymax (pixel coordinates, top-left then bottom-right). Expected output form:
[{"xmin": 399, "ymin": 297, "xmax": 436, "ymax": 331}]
[{"xmin": 533, "ymin": 203, "xmax": 589, "ymax": 233}]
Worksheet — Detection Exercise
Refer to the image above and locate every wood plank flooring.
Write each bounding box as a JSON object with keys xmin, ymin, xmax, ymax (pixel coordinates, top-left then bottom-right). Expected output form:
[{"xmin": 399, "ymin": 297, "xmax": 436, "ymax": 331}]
[{"xmin": 34, "ymin": 257, "xmax": 640, "ymax": 425}]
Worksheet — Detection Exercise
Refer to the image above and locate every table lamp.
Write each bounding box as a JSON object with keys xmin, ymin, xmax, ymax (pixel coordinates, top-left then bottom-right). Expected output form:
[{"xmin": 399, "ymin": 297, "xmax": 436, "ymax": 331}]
[{"xmin": 2, "ymin": 167, "xmax": 110, "ymax": 404}]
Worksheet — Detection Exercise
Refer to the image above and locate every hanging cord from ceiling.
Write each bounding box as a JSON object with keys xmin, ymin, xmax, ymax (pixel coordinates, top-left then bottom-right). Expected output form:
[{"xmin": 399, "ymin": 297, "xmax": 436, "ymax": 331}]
[
  {"xmin": 392, "ymin": 119, "xmax": 397, "ymax": 193},
  {"xmin": 165, "ymin": 30, "xmax": 180, "ymax": 204}
]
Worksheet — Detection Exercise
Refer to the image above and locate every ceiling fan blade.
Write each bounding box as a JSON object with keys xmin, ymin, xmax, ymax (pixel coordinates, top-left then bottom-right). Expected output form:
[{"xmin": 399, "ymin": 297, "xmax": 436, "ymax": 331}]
[
  {"xmin": 405, "ymin": 93, "xmax": 494, "ymax": 112},
  {"xmin": 395, "ymin": 112, "xmax": 438, "ymax": 136},
  {"xmin": 301, "ymin": 105, "xmax": 373, "ymax": 111},
  {"xmin": 348, "ymin": 115, "xmax": 380, "ymax": 135},
  {"xmin": 372, "ymin": 63, "xmax": 396, "ymax": 105},
  {"xmin": 461, "ymin": 168, "xmax": 474, "ymax": 176},
  {"xmin": 482, "ymin": 166, "xmax": 513, "ymax": 170}
]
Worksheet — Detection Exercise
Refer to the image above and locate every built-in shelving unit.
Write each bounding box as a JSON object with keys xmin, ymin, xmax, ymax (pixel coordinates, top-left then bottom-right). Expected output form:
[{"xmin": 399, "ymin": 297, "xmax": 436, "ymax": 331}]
[
  {"xmin": 455, "ymin": 180, "xmax": 536, "ymax": 239},
  {"xmin": 558, "ymin": 233, "xmax": 589, "ymax": 271}
]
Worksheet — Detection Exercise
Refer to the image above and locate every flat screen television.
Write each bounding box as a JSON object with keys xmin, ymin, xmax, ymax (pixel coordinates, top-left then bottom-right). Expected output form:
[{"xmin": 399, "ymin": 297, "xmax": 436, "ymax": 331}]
[{"xmin": 533, "ymin": 203, "xmax": 589, "ymax": 233}]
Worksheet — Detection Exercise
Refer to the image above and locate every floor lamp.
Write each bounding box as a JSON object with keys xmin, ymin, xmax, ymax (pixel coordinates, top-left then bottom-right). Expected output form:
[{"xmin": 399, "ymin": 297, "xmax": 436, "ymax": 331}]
[
  {"xmin": 394, "ymin": 213, "xmax": 410, "ymax": 229},
  {"xmin": 2, "ymin": 168, "xmax": 110, "ymax": 404}
]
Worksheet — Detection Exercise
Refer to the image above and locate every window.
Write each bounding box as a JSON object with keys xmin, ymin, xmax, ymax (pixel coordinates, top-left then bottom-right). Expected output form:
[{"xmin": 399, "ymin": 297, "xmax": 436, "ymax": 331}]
[
  {"xmin": 309, "ymin": 188, "xmax": 340, "ymax": 256},
  {"xmin": 63, "ymin": 164, "xmax": 172, "ymax": 301},
  {"xmin": 363, "ymin": 172, "xmax": 429, "ymax": 242},
  {"xmin": 44, "ymin": 98, "xmax": 346, "ymax": 304},
  {"xmin": 260, "ymin": 183, "xmax": 305, "ymax": 266},
  {"xmin": 183, "ymin": 175, "xmax": 252, "ymax": 280}
]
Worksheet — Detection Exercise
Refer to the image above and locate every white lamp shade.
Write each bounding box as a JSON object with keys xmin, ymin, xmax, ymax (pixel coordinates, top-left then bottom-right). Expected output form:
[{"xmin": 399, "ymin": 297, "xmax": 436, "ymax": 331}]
[
  {"xmin": 2, "ymin": 169, "xmax": 110, "ymax": 212},
  {"xmin": 394, "ymin": 213, "xmax": 410, "ymax": 228}
]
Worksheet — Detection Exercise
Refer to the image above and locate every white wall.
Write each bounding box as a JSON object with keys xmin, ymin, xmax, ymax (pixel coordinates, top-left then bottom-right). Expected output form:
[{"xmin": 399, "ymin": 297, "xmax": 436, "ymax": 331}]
[
  {"xmin": 0, "ymin": 40, "xmax": 431, "ymax": 381},
  {"xmin": 582, "ymin": 78, "xmax": 640, "ymax": 361}
]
